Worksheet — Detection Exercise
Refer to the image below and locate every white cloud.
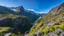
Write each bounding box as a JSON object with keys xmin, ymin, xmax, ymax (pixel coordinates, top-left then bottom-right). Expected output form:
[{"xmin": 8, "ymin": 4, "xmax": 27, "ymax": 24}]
[
  {"xmin": 27, "ymin": 9, "xmax": 47, "ymax": 14},
  {"xmin": 27, "ymin": 9, "xmax": 35, "ymax": 11},
  {"xmin": 36, "ymin": 12, "xmax": 47, "ymax": 14}
]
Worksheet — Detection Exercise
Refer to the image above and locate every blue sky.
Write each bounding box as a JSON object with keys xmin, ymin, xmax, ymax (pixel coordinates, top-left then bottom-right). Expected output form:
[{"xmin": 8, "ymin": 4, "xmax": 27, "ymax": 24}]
[{"xmin": 0, "ymin": 0, "xmax": 64, "ymax": 13}]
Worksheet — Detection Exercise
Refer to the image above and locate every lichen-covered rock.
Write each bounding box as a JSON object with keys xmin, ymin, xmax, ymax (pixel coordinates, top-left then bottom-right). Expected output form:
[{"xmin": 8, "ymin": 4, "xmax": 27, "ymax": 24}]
[
  {"xmin": 54, "ymin": 29, "xmax": 63, "ymax": 34},
  {"xmin": 36, "ymin": 32, "xmax": 43, "ymax": 36},
  {"xmin": 59, "ymin": 32, "xmax": 64, "ymax": 36},
  {"xmin": 46, "ymin": 32, "xmax": 58, "ymax": 36},
  {"xmin": 48, "ymin": 21, "xmax": 59, "ymax": 26}
]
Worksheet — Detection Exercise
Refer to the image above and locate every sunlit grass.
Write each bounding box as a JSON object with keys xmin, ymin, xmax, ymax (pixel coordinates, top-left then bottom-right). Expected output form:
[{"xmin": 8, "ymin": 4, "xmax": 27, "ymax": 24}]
[
  {"xmin": 41, "ymin": 23, "xmax": 64, "ymax": 35},
  {"xmin": 0, "ymin": 27, "xmax": 10, "ymax": 33}
]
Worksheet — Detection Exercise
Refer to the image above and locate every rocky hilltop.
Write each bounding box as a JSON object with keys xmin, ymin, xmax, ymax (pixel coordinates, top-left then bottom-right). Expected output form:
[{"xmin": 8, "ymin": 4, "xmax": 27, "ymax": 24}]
[{"xmin": 28, "ymin": 3, "xmax": 64, "ymax": 36}]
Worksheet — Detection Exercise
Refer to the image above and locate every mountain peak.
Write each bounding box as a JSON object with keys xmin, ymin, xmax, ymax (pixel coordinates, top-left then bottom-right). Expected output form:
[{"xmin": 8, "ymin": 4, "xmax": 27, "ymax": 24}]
[
  {"xmin": 16, "ymin": 6, "xmax": 24, "ymax": 11},
  {"xmin": 17, "ymin": 6, "xmax": 24, "ymax": 9}
]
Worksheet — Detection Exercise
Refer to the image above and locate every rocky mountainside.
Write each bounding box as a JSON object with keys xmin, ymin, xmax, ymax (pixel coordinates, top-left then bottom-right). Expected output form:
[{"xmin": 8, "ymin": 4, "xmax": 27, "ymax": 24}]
[
  {"xmin": 0, "ymin": 5, "xmax": 44, "ymax": 23},
  {"xmin": 0, "ymin": 5, "xmax": 46, "ymax": 36},
  {"xmin": 28, "ymin": 3, "xmax": 64, "ymax": 36},
  {"xmin": 11, "ymin": 6, "xmax": 41, "ymax": 22}
]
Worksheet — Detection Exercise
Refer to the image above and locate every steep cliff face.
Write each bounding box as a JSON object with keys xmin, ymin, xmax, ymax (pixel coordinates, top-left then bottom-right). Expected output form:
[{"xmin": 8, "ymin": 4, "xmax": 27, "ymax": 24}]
[{"xmin": 28, "ymin": 3, "xmax": 64, "ymax": 36}]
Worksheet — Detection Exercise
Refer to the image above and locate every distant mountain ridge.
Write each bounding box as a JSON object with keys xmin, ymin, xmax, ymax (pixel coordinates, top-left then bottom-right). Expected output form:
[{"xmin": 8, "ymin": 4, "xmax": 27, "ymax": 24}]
[
  {"xmin": 0, "ymin": 5, "xmax": 46, "ymax": 35},
  {"xmin": 11, "ymin": 6, "xmax": 46, "ymax": 22},
  {"xmin": 0, "ymin": 5, "xmax": 46, "ymax": 23},
  {"xmin": 0, "ymin": 5, "xmax": 15, "ymax": 14}
]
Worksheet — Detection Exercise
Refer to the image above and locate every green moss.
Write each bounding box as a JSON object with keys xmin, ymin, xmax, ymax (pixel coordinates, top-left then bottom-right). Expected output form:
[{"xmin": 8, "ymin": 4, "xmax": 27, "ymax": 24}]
[
  {"xmin": 0, "ymin": 27, "xmax": 10, "ymax": 33},
  {"xmin": 17, "ymin": 32, "xmax": 23, "ymax": 36},
  {"xmin": 49, "ymin": 26, "xmax": 55, "ymax": 32},
  {"xmin": 56, "ymin": 31, "xmax": 60, "ymax": 35},
  {"xmin": 10, "ymin": 33, "xmax": 17, "ymax": 36},
  {"xmin": 42, "ymin": 28, "xmax": 49, "ymax": 34},
  {"xmin": 10, "ymin": 32, "xmax": 23, "ymax": 36},
  {"xmin": 41, "ymin": 23, "xmax": 64, "ymax": 35},
  {"xmin": 59, "ymin": 24, "xmax": 64, "ymax": 30}
]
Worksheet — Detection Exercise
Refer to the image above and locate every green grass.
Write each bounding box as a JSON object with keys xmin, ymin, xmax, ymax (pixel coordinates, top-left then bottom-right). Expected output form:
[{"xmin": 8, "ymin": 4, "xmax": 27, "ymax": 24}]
[
  {"xmin": 10, "ymin": 32, "xmax": 23, "ymax": 36},
  {"xmin": 28, "ymin": 22, "xmax": 44, "ymax": 36},
  {"xmin": 0, "ymin": 27, "xmax": 10, "ymax": 33},
  {"xmin": 41, "ymin": 23, "xmax": 64, "ymax": 35}
]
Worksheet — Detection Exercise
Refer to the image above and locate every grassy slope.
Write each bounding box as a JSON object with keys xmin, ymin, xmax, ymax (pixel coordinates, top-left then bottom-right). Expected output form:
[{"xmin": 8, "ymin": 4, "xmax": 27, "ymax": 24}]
[
  {"xmin": 28, "ymin": 4, "xmax": 64, "ymax": 36},
  {"xmin": 0, "ymin": 14, "xmax": 28, "ymax": 35},
  {"xmin": 0, "ymin": 27, "xmax": 10, "ymax": 33}
]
